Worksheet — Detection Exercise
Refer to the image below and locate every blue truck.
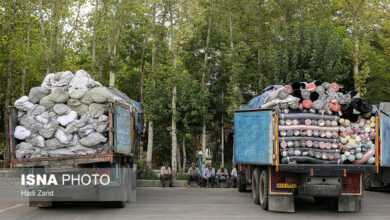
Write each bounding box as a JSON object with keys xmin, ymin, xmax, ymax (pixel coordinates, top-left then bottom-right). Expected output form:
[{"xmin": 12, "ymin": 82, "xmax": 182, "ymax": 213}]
[
  {"xmin": 4, "ymin": 101, "xmax": 141, "ymax": 208},
  {"xmin": 234, "ymin": 107, "xmax": 389, "ymax": 212},
  {"xmin": 364, "ymin": 102, "xmax": 390, "ymax": 190}
]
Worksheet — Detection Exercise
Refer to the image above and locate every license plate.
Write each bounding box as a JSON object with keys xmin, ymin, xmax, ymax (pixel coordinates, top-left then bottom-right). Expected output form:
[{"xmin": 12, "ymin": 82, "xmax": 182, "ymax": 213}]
[{"xmin": 277, "ymin": 183, "xmax": 297, "ymax": 188}]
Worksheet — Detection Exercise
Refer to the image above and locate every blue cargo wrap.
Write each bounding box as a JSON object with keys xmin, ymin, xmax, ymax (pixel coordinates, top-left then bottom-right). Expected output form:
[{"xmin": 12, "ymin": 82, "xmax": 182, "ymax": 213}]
[
  {"xmin": 234, "ymin": 110, "xmax": 273, "ymax": 165},
  {"xmin": 381, "ymin": 111, "xmax": 390, "ymax": 167}
]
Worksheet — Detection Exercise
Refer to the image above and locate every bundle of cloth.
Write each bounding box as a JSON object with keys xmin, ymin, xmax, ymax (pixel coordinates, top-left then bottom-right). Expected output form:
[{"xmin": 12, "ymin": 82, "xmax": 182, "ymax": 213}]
[
  {"xmin": 254, "ymin": 81, "xmax": 376, "ymax": 121},
  {"xmin": 279, "ymin": 113, "xmax": 343, "ymax": 164},
  {"xmin": 12, "ymin": 70, "xmax": 140, "ymax": 159},
  {"xmin": 249, "ymin": 81, "xmax": 377, "ymax": 165},
  {"xmin": 338, "ymin": 116, "xmax": 376, "ymax": 164}
]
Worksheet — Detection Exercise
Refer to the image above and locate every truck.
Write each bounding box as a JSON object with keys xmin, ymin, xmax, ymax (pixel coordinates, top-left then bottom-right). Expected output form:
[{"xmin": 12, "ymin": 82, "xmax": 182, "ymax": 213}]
[
  {"xmin": 4, "ymin": 101, "xmax": 141, "ymax": 208},
  {"xmin": 363, "ymin": 102, "xmax": 390, "ymax": 190},
  {"xmin": 233, "ymin": 108, "xmax": 388, "ymax": 212}
]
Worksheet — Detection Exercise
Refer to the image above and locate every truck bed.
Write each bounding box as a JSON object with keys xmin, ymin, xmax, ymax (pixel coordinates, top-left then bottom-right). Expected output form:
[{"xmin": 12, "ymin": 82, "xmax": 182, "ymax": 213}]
[
  {"xmin": 278, "ymin": 164, "xmax": 375, "ymax": 176},
  {"xmin": 234, "ymin": 109, "xmax": 379, "ymax": 174},
  {"xmin": 9, "ymin": 153, "xmax": 114, "ymax": 168},
  {"xmin": 5, "ymin": 102, "xmax": 139, "ymax": 168}
]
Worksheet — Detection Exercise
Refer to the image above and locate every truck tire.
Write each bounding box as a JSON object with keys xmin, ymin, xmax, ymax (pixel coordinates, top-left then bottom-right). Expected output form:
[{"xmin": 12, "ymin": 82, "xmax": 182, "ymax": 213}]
[
  {"xmin": 238, "ymin": 170, "xmax": 246, "ymax": 192},
  {"xmin": 252, "ymin": 168, "xmax": 260, "ymax": 205},
  {"xmin": 259, "ymin": 169, "xmax": 269, "ymax": 210}
]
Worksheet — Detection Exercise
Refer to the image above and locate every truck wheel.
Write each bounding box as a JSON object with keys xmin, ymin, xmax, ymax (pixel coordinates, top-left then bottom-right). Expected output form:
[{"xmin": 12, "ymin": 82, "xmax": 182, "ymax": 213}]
[
  {"xmin": 238, "ymin": 170, "xmax": 246, "ymax": 192},
  {"xmin": 252, "ymin": 168, "xmax": 260, "ymax": 205},
  {"xmin": 259, "ymin": 169, "xmax": 269, "ymax": 210}
]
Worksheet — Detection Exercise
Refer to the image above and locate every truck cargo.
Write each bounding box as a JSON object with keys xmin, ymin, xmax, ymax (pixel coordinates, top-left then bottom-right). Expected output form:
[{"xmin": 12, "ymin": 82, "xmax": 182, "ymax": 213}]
[
  {"xmin": 4, "ymin": 70, "xmax": 141, "ymax": 208},
  {"xmin": 234, "ymin": 81, "xmax": 386, "ymax": 212}
]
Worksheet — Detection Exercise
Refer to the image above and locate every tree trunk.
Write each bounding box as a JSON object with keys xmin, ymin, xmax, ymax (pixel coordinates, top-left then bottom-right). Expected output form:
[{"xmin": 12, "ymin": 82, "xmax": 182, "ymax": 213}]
[
  {"xmin": 177, "ymin": 142, "xmax": 182, "ymax": 172},
  {"xmin": 228, "ymin": 0, "xmax": 234, "ymax": 54},
  {"xmin": 201, "ymin": 124, "xmax": 206, "ymax": 171},
  {"xmin": 146, "ymin": 2, "xmax": 157, "ymax": 169},
  {"xmin": 39, "ymin": 0, "xmax": 50, "ymax": 74},
  {"xmin": 22, "ymin": 12, "xmax": 30, "ymax": 95},
  {"xmin": 182, "ymin": 137, "xmax": 186, "ymax": 173},
  {"xmin": 353, "ymin": 9, "xmax": 359, "ymax": 89},
  {"xmin": 49, "ymin": 0, "xmax": 58, "ymax": 73},
  {"xmin": 6, "ymin": 2, "xmax": 16, "ymax": 107},
  {"xmin": 98, "ymin": 63, "xmax": 103, "ymax": 82},
  {"xmin": 139, "ymin": 37, "xmax": 147, "ymax": 157},
  {"xmin": 91, "ymin": 0, "xmax": 98, "ymax": 76},
  {"xmin": 200, "ymin": 0, "xmax": 214, "ymax": 172},
  {"xmin": 169, "ymin": 1, "xmax": 178, "ymax": 177},
  {"xmin": 146, "ymin": 121, "xmax": 154, "ymax": 168}
]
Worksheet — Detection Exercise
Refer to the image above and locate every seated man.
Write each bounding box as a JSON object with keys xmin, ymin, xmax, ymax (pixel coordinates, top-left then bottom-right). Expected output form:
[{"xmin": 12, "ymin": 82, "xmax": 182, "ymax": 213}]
[
  {"xmin": 202, "ymin": 163, "xmax": 215, "ymax": 187},
  {"xmin": 216, "ymin": 165, "xmax": 229, "ymax": 188},
  {"xmin": 231, "ymin": 166, "xmax": 237, "ymax": 188},
  {"xmin": 160, "ymin": 162, "xmax": 173, "ymax": 187},
  {"xmin": 187, "ymin": 162, "xmax": 200, "ymax": 188}
]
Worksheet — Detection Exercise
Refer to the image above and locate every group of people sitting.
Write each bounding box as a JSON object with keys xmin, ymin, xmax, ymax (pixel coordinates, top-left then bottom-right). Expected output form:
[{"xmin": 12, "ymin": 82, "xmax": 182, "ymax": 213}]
[{"xmin": 159, "ymin": 162, "xmax": 237, "ymax": 188}]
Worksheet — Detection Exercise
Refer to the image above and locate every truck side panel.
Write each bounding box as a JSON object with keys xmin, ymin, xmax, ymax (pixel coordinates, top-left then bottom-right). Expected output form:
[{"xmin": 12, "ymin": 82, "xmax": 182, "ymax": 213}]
[
  {"xmin": 380, "ymin": 111, "xmax": 390, "ymax": 167},
  {"xmin": 234, "ymin": 110, "xmax": 273, "ymax": 165},
  {"xmin": 114, "ymin": 104, "xmax": 133, "ymax": 154}
]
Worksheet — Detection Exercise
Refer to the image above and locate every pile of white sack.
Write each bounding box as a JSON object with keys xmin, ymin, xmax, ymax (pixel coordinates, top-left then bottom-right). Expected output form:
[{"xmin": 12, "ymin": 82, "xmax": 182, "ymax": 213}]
[{"xmin": 13, "ymin": 70, "xmax": 139, "ymax": 159}]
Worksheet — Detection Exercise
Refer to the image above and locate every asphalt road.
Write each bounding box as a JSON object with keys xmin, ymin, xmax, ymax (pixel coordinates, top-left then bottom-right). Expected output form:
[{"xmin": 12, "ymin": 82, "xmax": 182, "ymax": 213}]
[{"xmin": 1, "ymin": 187, "xmax": 390, "ymax": 220}]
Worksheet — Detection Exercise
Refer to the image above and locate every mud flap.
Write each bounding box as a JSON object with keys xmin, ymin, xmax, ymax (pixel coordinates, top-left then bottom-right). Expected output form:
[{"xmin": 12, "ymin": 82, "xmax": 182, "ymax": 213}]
[
  {"xmin": 268, "ymin": 195, "xmax": 295, "ymax": 212},
  {"xmin": 128, "ymin": 165, "xmax": 137, "ymax": 202},
  {"xmin": 338, "ymin": 196, "xmax": 361, "ymax": 212}
]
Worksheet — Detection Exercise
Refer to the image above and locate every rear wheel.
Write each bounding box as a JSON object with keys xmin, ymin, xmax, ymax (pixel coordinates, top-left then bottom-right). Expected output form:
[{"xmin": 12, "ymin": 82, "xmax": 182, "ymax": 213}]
[
  {"xmin": 238, "ymin": 169, "xmax": 246, "ymax": 192},
  {"xmin": 259, "ymin": 169, "xmax": 269, "ymax": 210},
  {"xmin": 252, "ymin": 168, "xmax": 260, "ymax": 205}
]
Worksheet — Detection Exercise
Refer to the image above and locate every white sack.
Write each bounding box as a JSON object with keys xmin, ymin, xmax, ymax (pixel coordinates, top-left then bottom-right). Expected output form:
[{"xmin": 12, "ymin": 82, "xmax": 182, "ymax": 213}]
[
  {"xmin": 40, "ymin": 87, "xmax": 69, "ymax": 110},
  {"xmin": 45, "ymin": 138, "xmax": 68, "ymax": 150},
  {"xmin": 55, "ymin": 128, "xmax": 73, "ymax": 145},
  {"xmin": 80, "ymin": 91, "xmax": 94, "ymax": 105},
  {"xmin": 51, "ymin": 71, "xmax": 74, "ymax": 87},
  {"xmin": 14, "ymin": 126, "xmax": 31, "ymax": 140},
  {"xmin": 57, "ymin": 110, "xmax": 78, "ymax": 126},
  {"xmin": 89, "ymin": 103, "xmax": 108, "ymax": 119},
  {"xmin": 15, "ymin": 142, "xmax": 34, "ymax": 159},
  {"xmin": 30, "ymin": 148, "xmax": 48, "ymax": 158},
  {"xmin": 89, "ymin": 87, "xmax": 113, "ymax": 103},
  {"xmin": 69, "ymin": 70, "xmax": 95, "ymax": 88},
  {"xmin": 53, "ymin": 103, "xmax": 71, "ymax": 115},
  {"xmin": 39, "ymin": 121, "xmax": 58, "ymax": 139},
  {"xmin": 19, "ymin": 115, "xmax": 43, "ymax": 134},
  {"xmin": 14, "ymin": 96, "xmax": 34, "ymax": 111},
  {"xmin": 29, "ymin": 87, "xmax": 50, "ymax": 104},
  {"xmin": 48, "ymin": 148, "xmax": 75, "ymax": 157},
  {"xmin": 26, "ymin": 135, "xmax": 45, "ymax": 148},
  {"xmin": 96, "ymin": 143, "xmax": 109, "ymax": 154},
  {"xmin": 41, "ymin": 73, "xmax": 56, "ymax": 89},
  {"xmin": 18, "ymin": 110, "xmax": 26, "ymax": 119},
  {"xmin": 79, "ymin": 132, "xmax": 107, "ymax": 147},
  {"xmin": 95, "ymin": 115, "xmax": 109, "ymax": 133},
  {"xmin": 78, "ymin": 124, "xmax": 95, "ymax": 138},
  {"xmin": 67, "ymin": 98, "xmax": 89, "ymax": 115},
  {"xmin": 65, "ymin": 118, "xmax": 87, "ymax": 134},
  {"xmin": 27, "ymin": 105, "xmax": 46, "ymax": 116},
  {"xmin": 68, "ymin": 84, "xmax": 88, "ymax": 99},
  {"xmin": 70, "ymin": 144, "xmax": 96, "ymax": 155}
]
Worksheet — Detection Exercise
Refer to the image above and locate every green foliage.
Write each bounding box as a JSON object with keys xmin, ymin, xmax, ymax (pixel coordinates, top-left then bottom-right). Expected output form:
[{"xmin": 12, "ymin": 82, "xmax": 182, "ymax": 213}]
[
  {"xmin": 176, "ymin": 170, "xmax": 188, "ymax": 181},
  {"xmin": 0, "ymin": 0, "xmax": 389, "ymax": 167},
  {"xmin": 137, "ymin": 156, "xmax": 159, "ymax": 180}
]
